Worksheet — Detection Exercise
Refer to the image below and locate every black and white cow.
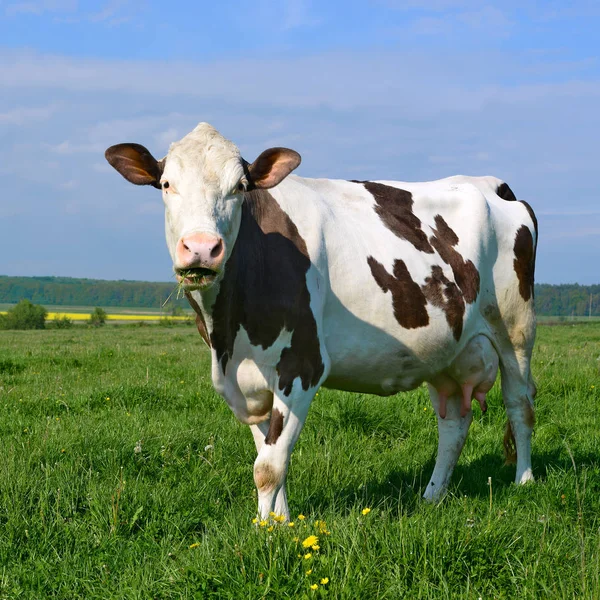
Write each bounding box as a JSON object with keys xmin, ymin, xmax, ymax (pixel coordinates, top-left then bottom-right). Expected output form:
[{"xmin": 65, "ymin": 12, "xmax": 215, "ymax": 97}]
[{"xmin": 105, "ymin": 123, "xmax": 538, "ymax": 519}]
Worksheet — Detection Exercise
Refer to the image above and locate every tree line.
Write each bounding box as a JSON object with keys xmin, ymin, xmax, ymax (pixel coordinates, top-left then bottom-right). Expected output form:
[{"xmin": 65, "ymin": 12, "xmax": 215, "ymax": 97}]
[
  {"xmin": 0, "ymin": 276, "xmax": 598, "ymax": 317},
  {"xmin": 0, "ymin": 276, "xmax": 187, "ymax": 310}
]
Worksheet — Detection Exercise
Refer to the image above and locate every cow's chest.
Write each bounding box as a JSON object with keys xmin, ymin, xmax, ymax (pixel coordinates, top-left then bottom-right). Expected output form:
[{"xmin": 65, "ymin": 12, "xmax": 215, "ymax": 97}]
[{"xmin": 210, "ymin": 327, "xmax": 293, "ymax": 424}]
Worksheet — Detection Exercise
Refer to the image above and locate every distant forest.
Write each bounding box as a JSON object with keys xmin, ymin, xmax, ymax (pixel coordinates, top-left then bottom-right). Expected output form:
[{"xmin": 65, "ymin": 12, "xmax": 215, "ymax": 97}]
[{"xmin": 0, "ymin": 276, "xmax": 599, "ymax": 317}]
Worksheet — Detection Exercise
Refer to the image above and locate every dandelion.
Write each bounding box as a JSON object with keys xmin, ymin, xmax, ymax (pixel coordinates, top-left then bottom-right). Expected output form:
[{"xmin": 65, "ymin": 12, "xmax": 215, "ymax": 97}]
[
  {"xmin": 288, "ymin": 522, "xmax": 295, "ymax": 527},
  {"xmin": 293, "ymin": 537, "xmax": 300, "ymax": 543},
  {"xmin": 304, "ymin": 553, "xmax": 312, "ymax": 560},
  {"xmin": 106, "ymin": 397, "xmax": 110, "ymax": 401},
  {"xmin": 321, "ymin": 577, "xmax": 329, "ymax": 585},
  {"xmin": 312, "ymin": 545, "xmax": 320, "ymax": 551},
  {"xmin": 303, "ymin": 535, "xmax": 319, "ymax": 548},
  {"xmin": 189, "ymin": 542, "xmax": 200, "ymax": 549},
  {"xmin": 259, "ymin": 520, "xmax": 268, "ymax": 527},
  {"xmin": 362, "ymin": 508, "xmax": 371, "ymax": 515},
  {"xmin": 252, "ymin": 517, "xmax": 258, "ymax": 524},
  {"xmin": 274, "ymin": 515, "xmax": 286, "ymax": 523},
  {"xmin": 298, "ymin": 514, "xmax": 306, "ymax": 521},
  {"xmin": 269, "ymin": 511, "xmax": 276, "ymax": 517},
  {"xmin": 310, "ymin": 584, "xmax": 318, "ymax": 591},
  {"xmin": 306, "ymin": 569, "xmax": 313, "ymax": 575},
  {"xmin": 267, "ymin": 525, "xmax": 274, "ymax": 532}
]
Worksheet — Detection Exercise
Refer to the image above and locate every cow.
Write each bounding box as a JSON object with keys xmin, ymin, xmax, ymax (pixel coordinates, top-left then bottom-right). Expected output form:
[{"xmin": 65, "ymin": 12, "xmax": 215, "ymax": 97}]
[{"xmin": 105, "ymin": 122, "xmax": 538, "ymax": 519}]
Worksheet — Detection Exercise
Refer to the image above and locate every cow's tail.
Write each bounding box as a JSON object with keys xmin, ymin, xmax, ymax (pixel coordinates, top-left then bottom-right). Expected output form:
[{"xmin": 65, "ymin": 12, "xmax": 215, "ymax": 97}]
[{"xmin": 503, "ymin": 421, "xmax": 517, "ymax": 464}]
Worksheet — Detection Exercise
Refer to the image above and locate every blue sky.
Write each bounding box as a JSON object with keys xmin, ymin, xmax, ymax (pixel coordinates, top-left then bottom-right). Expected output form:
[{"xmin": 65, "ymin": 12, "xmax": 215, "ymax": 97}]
[{"xmin": 0, "ymin": 0, "xmax": 598, "ymax": 284}]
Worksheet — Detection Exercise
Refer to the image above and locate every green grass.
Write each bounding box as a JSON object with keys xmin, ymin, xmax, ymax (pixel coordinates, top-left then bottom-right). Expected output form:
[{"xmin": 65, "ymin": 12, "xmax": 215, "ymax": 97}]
[{"xmin": 0, "ymin": 324, "xmax": 599, "ymax": 598}]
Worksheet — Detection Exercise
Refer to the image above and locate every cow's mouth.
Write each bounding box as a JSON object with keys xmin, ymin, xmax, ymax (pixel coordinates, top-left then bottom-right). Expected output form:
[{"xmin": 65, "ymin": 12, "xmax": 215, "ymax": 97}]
[{"xmin": 176, "ymin": 267, "xmax": 219, "ymax": 288}]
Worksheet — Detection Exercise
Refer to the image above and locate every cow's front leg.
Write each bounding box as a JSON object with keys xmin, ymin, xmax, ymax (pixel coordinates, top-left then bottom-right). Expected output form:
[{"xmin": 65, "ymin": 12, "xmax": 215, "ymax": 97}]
[
  {"xmin": 250, "ymin": 422, "xmax": 289, "ymax": 519},
  {"xmin": 252, "ymin": 389, "xmax": 315, "ymax": 520}
]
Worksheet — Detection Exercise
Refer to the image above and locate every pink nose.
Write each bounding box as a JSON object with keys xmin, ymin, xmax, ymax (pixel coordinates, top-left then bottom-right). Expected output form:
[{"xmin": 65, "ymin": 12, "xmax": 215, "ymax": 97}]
[{"xmin": 176, "ymin": 233, "xmax": 225, "ymax": 271}]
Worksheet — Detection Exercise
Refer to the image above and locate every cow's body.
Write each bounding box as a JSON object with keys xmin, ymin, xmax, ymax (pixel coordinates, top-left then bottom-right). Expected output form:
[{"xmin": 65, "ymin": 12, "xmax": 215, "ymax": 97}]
[{"xmin": 106, "ymin": 123, "xmax": 537, "ymax": 518}]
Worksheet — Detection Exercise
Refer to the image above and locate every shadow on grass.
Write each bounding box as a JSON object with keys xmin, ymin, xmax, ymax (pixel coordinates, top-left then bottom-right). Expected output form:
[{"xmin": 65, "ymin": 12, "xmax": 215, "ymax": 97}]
[{"xmin": 302, "ymin": 444, "xmax": 599, "ymax": 516}]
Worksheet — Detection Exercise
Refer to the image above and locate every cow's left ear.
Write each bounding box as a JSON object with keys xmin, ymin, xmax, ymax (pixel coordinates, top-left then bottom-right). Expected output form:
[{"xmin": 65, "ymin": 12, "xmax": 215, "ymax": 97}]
[
  {"xmin": 105, "ymin": 143, "xmax": 164, "ymax": 189},
  {"xmin": 246, "ymin": 147, "xmax": 301, "ymax": 190}
]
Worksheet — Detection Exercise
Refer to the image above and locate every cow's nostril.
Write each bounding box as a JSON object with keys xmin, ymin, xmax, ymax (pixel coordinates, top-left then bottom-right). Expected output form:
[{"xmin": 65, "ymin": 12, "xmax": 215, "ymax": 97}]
[
  {"xmin": 183, "ymin": 242, "xmax": 190, "ymax": 252},
  {"xmin": 211, "ymin": 239, "xmax": 224, "ymax": 259}
]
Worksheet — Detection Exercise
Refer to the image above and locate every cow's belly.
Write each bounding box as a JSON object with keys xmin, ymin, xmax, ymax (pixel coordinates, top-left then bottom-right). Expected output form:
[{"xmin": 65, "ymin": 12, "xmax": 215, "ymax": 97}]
[{"xmin": 321, "ymin": 301, "xmax": 480, "ymax": 396}]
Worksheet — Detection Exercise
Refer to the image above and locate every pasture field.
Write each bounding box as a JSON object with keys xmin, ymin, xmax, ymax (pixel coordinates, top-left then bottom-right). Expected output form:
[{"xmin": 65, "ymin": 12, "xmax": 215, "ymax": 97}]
[{"xmin": 0, "ymin": 323, "xmax": 599, "ymax": 599}]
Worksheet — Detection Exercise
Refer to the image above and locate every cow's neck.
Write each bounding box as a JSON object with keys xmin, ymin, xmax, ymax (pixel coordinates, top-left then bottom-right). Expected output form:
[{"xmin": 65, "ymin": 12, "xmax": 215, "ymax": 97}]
[{"xmin": 187, "ymin": 187, "xmax": 320, "ymax": 384}]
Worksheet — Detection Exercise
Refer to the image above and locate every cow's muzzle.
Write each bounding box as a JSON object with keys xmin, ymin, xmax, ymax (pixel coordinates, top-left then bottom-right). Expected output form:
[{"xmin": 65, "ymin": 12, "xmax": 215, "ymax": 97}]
[{"xmin": 175, "ymin": 232, "xmax": 225, "ymax": 289}]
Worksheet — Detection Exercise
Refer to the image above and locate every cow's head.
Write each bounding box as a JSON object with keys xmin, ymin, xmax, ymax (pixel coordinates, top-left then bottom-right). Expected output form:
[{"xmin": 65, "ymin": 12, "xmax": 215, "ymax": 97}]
[{"xmin": 105, "ymin": 122, "xmax": 301, "ymax": 290}]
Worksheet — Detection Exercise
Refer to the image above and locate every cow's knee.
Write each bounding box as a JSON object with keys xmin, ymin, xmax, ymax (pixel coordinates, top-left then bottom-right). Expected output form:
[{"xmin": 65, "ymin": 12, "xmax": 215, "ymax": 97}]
[{"xmin": 254, "ymin": 460, "xmax": 284, "ymax": 494}]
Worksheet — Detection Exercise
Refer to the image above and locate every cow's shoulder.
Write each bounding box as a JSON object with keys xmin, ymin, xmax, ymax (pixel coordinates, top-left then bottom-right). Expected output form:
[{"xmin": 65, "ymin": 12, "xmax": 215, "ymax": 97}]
[{"xmin": 210, "ymin": 189, "xmax": 325, "ymax": 395}]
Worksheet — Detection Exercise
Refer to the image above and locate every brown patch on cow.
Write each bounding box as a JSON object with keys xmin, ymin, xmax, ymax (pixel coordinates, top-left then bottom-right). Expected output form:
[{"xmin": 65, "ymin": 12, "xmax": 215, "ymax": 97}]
[
  {"xmin": 184, "ymin": 291, "xmax": 211, "ymax": 347},
  {"xmin": 520, "ymin": 201, "xmax": 538, "ymax": 239},
  {"xmin": 354, "ymin": 181, "xmax": 435, "ymax": 254},
  {"xmin": 524, "ymin": 402, "xmax": 535, "ymax": 429},
  {"xmin": 367, "ymin": 256, "xmax": 429, "ymax": 329},
  {"xmin": 430, "ymin": 215, "xmax": 480, "ymax": 304},
  {"xmin": 503, "ymin": 421, "xmax": 517, "ymax": 465},
  {"xmin": 513, "ymin": 225, "xmax": 535, "ymax": 301},
  {"xmin": 496, "ymin": 182, "xmax": 517, "ymax": 202},
  {"xmin": 265, "ymin": 408, "xmax": 284, "ymax": 445},
  {"xmin": 210, "ymin": 190, "xmax": 324, "ymax": 396},
  {"xmin": 254, "ymin": 462, "xmax": 281, "ymax": 492},
  {"xmin": 421, "ymin": 265, "xmax": 465, "ymax": 340}
]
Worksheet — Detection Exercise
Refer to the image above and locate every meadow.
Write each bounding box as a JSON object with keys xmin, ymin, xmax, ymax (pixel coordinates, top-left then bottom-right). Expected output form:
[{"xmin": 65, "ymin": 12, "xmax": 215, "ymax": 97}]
[{"xmin": 0, "ymin": 322, "xmax": 599, "ymax": 598}]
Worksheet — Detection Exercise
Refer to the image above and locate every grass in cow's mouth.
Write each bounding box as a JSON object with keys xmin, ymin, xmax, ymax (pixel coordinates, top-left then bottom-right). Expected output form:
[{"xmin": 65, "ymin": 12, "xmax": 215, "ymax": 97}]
[{"xmin": 163, "ymin": 268, "xmax": 218, "ymax": 306}]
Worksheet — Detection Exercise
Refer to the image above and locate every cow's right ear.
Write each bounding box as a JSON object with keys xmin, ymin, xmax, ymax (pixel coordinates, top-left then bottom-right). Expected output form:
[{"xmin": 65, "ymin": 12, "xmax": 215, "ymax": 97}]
[{"xmin": 105, "ymin": 143, "xmax": 163, "ymax": 189}]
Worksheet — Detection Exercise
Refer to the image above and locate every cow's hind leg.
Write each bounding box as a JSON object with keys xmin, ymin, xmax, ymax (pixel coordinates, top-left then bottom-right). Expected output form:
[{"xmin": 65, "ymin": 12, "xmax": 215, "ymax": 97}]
[
  {"xmin": 497, "ymin": 346, "xmax": 536, "ymax": 484},
  {"xmin": 424, "ymin": 384, "xmax": 473, "ymax": 501}
]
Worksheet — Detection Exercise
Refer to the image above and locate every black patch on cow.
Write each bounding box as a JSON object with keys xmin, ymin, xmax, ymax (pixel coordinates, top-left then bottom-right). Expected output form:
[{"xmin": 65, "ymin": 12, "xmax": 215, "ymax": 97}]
[
  {"xmin": 353, "ymin": 181, "xmax": 435, "ymax": 253},
  {"xmin": 367, "ymin": 256, "xmax": 429, "ymax": 329},
  {"xmin": 430, "ymin": 215, "xmax": 480, "ymax": 304},
  {"xmin": 184, "ymin": 291, "xmax": 211, "ymax": 347},
  {"xmin": 421, "ymin": 265, "xmax": 465, "ymax": 341},
  {"xmin": 210, "ymin": 190, "xmax": 324, "ymax": 396},
  {"xmin": 265, "ymin": 408, "xmax": 284, "ymax": 445},
  {"xmin": 513, "ymin": 225, "xmax": 535, "ymax": 302},
  {"xmin": 497, "ymin": 182, "xmax": 517, "ymax": 202}
]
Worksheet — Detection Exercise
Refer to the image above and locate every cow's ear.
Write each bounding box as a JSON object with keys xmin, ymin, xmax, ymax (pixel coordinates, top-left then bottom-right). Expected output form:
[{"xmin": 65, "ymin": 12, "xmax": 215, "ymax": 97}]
[
  {"xmin": 246, "ymin": 147, "xmax": 301, "ymax": 190},
  {"xmin": 105, "ymin": 143, "xmax": 163, "ymax": 189}
]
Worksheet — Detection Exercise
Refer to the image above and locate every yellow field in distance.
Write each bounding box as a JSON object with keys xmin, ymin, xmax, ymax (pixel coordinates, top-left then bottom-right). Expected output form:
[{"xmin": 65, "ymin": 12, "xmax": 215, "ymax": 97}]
[{"xmin": 1, "ymin": 312, "xmax": 189, "ymax": 321}]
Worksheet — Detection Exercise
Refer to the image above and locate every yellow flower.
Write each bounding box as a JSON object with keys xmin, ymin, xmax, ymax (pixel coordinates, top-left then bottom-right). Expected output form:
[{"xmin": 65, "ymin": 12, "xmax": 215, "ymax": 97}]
[
  {"xmin": 293, "ymin": 537, "xmax": 300, "ymax": 543},
  {"xmin": 304, "ymin": 553, "xmax": 312, "ymax": 560},
  {"xmin": 274, "ymin": 515, "xmax": 286, "ymax": 523},
  {"xmin": 362, "ymin": 508, "xmax": 371, "ymax": 515},
  {"xmin": 306, "ymin": 569, "xmax": 313, "ymax": 575},
  {"xmin": 267, "ymin": 525, "xmax": 274, "ymax": 532},
  {"xmin": 288, "ymin": 522, "xmax": 295, "ymax": 527},
  {"xmin": 302, "ymin": 535, "xmax": 319, "ymax": 548},
  {"xmin": 189, "ymin": 542, "xmax": 200, "ymax": 549},
  {"xmin": 321, "ymin": 577, "xmax": 329, "ymax": 585},
  {"xmin": 252, "ymin": 517, "xmax": 258, "ymax": 524},
  {"xmin": 310, "ymin": 584, "xmax": 318, "ymax": 591},
  {"xmin": 298, "ymin": 514, "xmax": 306, "ymax": 520},
  {"xmin": 312, "ymin": 545, "xmax": 320, "ymax": 551},
  {"xmin": 269, "ymin": 511, "xmax": 276, "ymax": 517},
  {"xmin": 259, "ymin": 520, "xmax": 268, "ymax": 527}
]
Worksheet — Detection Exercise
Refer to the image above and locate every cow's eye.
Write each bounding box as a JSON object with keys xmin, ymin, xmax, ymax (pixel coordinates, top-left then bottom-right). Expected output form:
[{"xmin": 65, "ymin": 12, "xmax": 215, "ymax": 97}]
[
  {"xmin": 235, "ymin": 181, "xmax": 246, "ymax": 193},
  {"xmin": 162, "ymin": 181, "xmax": 170, "ymax": 189}
]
